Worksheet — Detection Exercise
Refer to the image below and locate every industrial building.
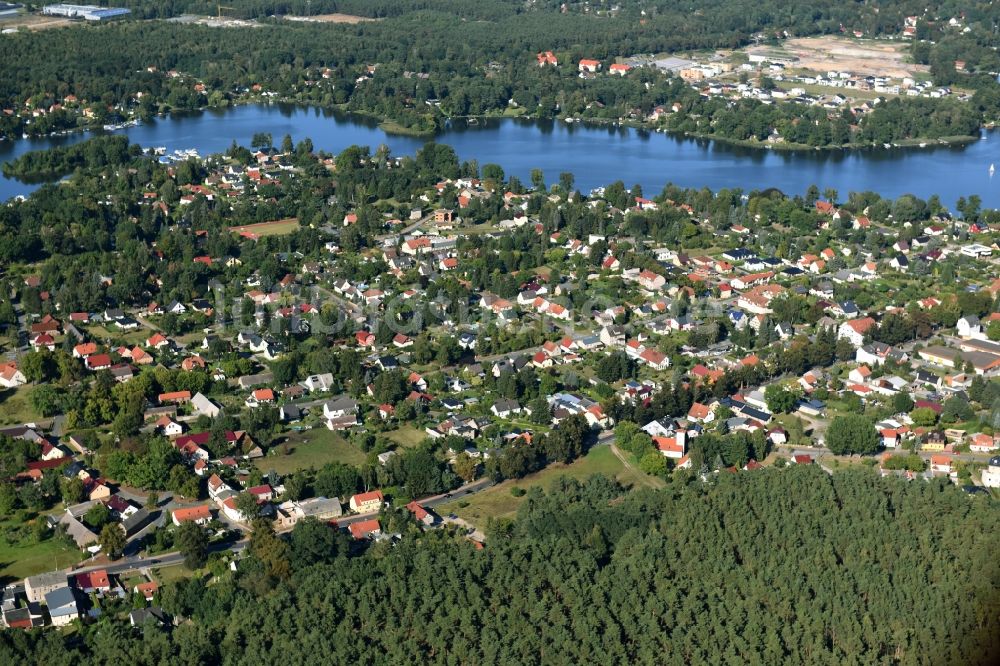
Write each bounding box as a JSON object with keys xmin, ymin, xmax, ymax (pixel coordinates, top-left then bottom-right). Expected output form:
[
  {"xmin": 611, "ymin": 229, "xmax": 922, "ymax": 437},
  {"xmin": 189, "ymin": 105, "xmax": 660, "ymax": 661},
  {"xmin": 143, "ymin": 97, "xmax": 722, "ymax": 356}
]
[{"xmin": 41, "ymin": 4, "xmax": 130, "ymax": 21}]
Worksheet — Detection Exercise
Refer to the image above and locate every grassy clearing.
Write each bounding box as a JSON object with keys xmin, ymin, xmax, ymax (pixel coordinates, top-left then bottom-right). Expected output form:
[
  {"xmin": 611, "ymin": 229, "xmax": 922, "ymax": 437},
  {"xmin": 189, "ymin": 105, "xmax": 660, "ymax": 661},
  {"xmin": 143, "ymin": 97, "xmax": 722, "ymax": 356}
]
[
  {"xmin": 385, "ymin": 425, "xmax": 428, "ymax": 449},
  {"xmin": 0, "ymin": 536, "xmax": 81, "ymax": 583},
  {"xmin": 151, "ymin": 565, "xmax": 192, "ymax": 585},
  {"xmin": 0, "ymin": 385, "xmax": 41, "ymax": 425},
  {"xmin": 439, "ymin": 445, "xmax": 650, "ymax": 524},
  {"xmin": 87, "ymin": 325, "xmax": 148, "ymax": 346},
  {"xmin": 256, "ymin": 427, "xmax": 366, "ymax": 474}
]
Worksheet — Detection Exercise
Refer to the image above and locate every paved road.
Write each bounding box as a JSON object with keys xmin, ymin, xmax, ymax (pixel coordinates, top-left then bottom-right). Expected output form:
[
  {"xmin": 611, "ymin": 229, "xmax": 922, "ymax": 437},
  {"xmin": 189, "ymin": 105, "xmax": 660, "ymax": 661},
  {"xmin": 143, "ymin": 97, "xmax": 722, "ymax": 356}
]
[
  {"xmin": 53, "ymin": 478, "xmax": 497, "ymax": 585},
  {"xmin": 333, "ymin": 477, "xmax": 495, "ymax": 527},
  {"xmin": 72, "ymin": 538, "xmax": 249, "ymax": 579},
  {"xmin": 375, "ymin": 213, "xmax": 431, "ymax": 242},
  {"xmin": 775, "ymin": 442, "xmax": 994, "ymax": 464}
]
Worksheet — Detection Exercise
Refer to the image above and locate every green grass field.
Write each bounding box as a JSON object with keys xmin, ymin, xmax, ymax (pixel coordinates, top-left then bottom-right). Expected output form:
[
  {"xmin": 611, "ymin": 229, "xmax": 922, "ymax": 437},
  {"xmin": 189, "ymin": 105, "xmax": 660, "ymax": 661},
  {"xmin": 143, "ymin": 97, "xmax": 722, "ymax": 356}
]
[
  {"xmin": 0, "ymin": 535, "xmax": 81, "ymax": 583},
  {"xmin": 439, "ymin": 445, "xmax": 655, "ymax": 524},
  {"xmin": 385, "ymin": 425, "xmax": 427, "ymax": 449},
  {"xmin": 0, "ymin": 385, "xmax": 41, "ymax": 425},
  {"xmin": 256, "ymin": 427, "xmax": 366, "ymax": 474},
  {"xmin": 87, "ymin": 325, "xmax": 149, "ymax": 346},
  {"xmin": 151, "ymin": 565, "xmax": 193, "ymax": 585}
]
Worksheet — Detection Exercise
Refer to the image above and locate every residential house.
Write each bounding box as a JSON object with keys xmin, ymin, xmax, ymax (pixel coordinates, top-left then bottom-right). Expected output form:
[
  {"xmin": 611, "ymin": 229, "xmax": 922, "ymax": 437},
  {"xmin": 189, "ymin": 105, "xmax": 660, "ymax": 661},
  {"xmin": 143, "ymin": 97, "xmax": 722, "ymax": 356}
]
[
  {"xmin": 272, "ymin": 497, "xmax": 343, "ymax": 528},
  {"xmin": 969, "ymin": 433, "xmax": 998, "ymax": 453},
  {"xmin": 302, "ymin": 372, "xmax": 333, "ymax": 392},
  {"xmin": 191, "ymin": 392, "xmax": 221, "ymax": 418},
  {"xmin": 957, "ymin": 316, "xmax": 982, "ymax": 339},
  {"xmin": 73, "ymin": 570, "xmax": 111, "ymax": 595},
  {"xmin": 981, "ymin": 456, "xmax": 1000, "ymax": 488},
  {"xmin": 0, "ymin": 362, "xmax": 27, "ymax": 388},
  {"xmin": 349, "ymin": 490, "xmax": 385, "ymax": 514},
  {"xmin": 491, "ymin": 399, "xmax": 523, "ymax": 419},
  {"xmin": 245, "ymin": 388, "xmax": 275, "ymax": 408},
  {"xmin": 837, "ymin": 317, "xmax": 876, "ymax": 348},
  {"xmin": 155, "ymin": 415, "xmax": 184, "ymax": 438},
  {"xmin": 653, "ymin": 432, "xmax": 686, "ymax": 459},
  {"xmin": 348, "ymin": 518, "xmax": 382, "ymax": 540},
  {"xmin": 405, "ymin": 501, "xmax": 436, "ymax": 526},
  {"xmin": 639, "ymin": 348, "xmax": 670, "ymax": 371},
  {"xmin": 687, "ymin": 402, "xmax": 715, "ymax": 423},
  {"xmin": 171, "ymin": 505, "xmax": 212, "ymax": 526},
  {"xmin": 324, "ymin": 396, "xmax": 359, "ymax": 430},
  {"xmin": 930, "ymin": 454, "xmax": 953, "ymax": 474},
  {"xmin": 44, "ymin": 587, "xmax": 80, "ymax": 627},
  {"xmin": 158, "ymin": 391, "xmax": 191, "ymax": 405},
  {"xmin": 25, "ymin": 572, "xmax": 68, "ymax": 604}
]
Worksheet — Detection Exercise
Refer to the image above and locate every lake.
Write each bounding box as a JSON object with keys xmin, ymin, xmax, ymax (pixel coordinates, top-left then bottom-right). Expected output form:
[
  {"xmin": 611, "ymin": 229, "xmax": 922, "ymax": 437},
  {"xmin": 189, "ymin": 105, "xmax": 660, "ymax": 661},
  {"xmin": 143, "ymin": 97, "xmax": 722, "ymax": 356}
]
[{"xmin": 1, "ymin": 103, "xmax": 998, "ymax": 207}]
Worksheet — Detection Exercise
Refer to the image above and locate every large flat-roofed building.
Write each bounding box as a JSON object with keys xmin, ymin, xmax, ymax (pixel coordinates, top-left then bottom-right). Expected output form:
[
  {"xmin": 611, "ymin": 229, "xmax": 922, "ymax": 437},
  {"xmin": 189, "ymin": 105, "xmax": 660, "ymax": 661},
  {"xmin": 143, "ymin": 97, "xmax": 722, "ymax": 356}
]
[{"xmin": 42, "ymin": 4, "xmax": 130, "ymax": 20}]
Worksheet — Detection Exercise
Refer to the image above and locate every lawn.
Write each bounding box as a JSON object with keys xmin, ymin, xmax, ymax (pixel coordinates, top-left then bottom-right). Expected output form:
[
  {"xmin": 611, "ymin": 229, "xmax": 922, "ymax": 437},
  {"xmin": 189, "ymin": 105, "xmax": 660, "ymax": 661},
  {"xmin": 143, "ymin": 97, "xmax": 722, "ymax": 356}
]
[
  {"xmin": 256, "ymin": 427, "xmax": 366, "ymax": 474},
  {"xmin": 87, "ymin": 325, "xmax": 148, "ymax": 346},
  {"xmin": 0, "ymin": 385, "xmax": 41, "ymax": 425},
  {"xmin": 0, "ymin": 535, "xmax": 81, "ymax": 583},
  {"xmin": 151, "ymin": 565, "xmax": 192, "ymax": 585},
  {"xmin": 385, "ymin": 425, "xmax": 427, "ymax": 449},
  {"xmin": 438, "ymin": 445, "xmax": 654, "ymax": 524}
]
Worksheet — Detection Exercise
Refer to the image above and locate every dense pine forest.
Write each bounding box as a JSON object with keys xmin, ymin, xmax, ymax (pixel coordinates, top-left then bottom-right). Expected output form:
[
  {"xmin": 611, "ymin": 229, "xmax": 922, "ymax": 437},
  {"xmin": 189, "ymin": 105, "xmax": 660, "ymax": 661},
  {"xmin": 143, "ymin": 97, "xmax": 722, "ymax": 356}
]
[
  {"xmin": 0, "ymin": 0, "xmax": 998, "ymax": 145},
  {"xmin": 1, "ymin": 468, "xmax": 996, "ymax": 664}
]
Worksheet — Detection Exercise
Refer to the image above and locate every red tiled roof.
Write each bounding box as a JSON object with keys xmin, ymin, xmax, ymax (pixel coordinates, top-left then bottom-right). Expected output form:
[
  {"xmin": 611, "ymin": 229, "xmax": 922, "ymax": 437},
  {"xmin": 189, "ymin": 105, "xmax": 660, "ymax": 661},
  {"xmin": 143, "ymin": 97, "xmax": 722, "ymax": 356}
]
[
  {"xmin": 75, "ymin": 569, "xmax": 110, "ymax": 590},
  {"xmin": 172, "ymin": 505, "xmax": 211, "ymax": 522},
  {"xmin": 349, "ymin": 518, "xmax": 381, "ymax": 539}
]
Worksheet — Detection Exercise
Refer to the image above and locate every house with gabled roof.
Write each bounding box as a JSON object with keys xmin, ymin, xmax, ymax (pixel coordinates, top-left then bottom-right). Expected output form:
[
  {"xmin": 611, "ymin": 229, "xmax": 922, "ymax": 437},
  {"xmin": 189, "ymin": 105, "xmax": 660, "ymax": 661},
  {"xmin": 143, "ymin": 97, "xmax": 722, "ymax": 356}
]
[
  {"xmin": 0, "ymin": 361, "xmax": 27, "ymax": 388},
  {"xmin": 349, "ymin": 490, "xmax": 384, "ymax": 514},
  {"xmin": 639, "ymin": 348, "xmax": 670, "ymax": 371},
  {"xmin": 838, "ymin": 317, "xmax": 876, "ymax": 348},
  {"xmin": 171, "ymin": 505, "xmax": 211, "ymax": 526},
  {"xmin": 654, "ymin": 433, "xmax": 686, "ymax": 459},
  {"xmin": 349, "ymin": 518, "xmax": 382, "ymax": 540}
]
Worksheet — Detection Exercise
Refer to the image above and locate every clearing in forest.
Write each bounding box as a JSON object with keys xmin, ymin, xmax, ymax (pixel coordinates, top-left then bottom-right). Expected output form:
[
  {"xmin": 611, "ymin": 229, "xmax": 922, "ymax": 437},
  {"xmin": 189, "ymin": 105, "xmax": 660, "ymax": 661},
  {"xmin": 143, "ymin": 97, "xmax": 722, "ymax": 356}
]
[{"xmin": 757, "ymin": 36, "xmax": 929, "ymax": 79}]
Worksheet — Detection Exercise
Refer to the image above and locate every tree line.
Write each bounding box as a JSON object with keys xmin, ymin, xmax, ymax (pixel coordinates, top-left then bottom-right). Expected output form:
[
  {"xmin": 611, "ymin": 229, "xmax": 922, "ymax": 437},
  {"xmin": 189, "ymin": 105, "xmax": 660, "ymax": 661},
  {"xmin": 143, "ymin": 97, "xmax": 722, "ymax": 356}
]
[{"xmin": 0, "ymin": 467, "xmax": 996, "ymax": 664}]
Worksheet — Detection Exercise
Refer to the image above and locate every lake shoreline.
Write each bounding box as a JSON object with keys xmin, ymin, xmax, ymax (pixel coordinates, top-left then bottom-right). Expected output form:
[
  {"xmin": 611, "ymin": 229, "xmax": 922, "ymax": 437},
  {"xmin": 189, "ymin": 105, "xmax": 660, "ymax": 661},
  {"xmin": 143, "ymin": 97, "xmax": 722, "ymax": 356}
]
[
  {"xmin": 2, "ymin": 101, "xmax": 998, "ymax": 207},
  {"xmin": 2, "ymin": 96, "xmax": 986, "ymax": 157}
]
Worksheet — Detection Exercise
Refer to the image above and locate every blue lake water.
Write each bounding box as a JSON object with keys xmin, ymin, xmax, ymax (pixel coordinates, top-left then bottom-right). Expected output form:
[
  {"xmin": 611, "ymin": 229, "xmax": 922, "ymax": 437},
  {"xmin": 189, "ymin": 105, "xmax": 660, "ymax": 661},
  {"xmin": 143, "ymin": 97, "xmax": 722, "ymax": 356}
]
[{"xmin": 1, "ymin": 103, "xmax": 998, "ymax": 208}]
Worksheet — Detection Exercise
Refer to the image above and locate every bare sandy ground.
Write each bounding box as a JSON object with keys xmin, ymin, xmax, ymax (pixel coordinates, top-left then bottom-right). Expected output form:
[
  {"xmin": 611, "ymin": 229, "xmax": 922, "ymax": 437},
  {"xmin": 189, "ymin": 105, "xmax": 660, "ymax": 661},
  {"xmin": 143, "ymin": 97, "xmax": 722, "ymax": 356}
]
[
  {"xmin": 284, "ymin": 13, "xmax": 378, "ymax": 24},
  {"xmin": 781, "ymin": 36, "xmax": 928, "ymax": 78},
  {"xmin": 0, "ymin": 14, "xmax": 73, "ymax": 31}
]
